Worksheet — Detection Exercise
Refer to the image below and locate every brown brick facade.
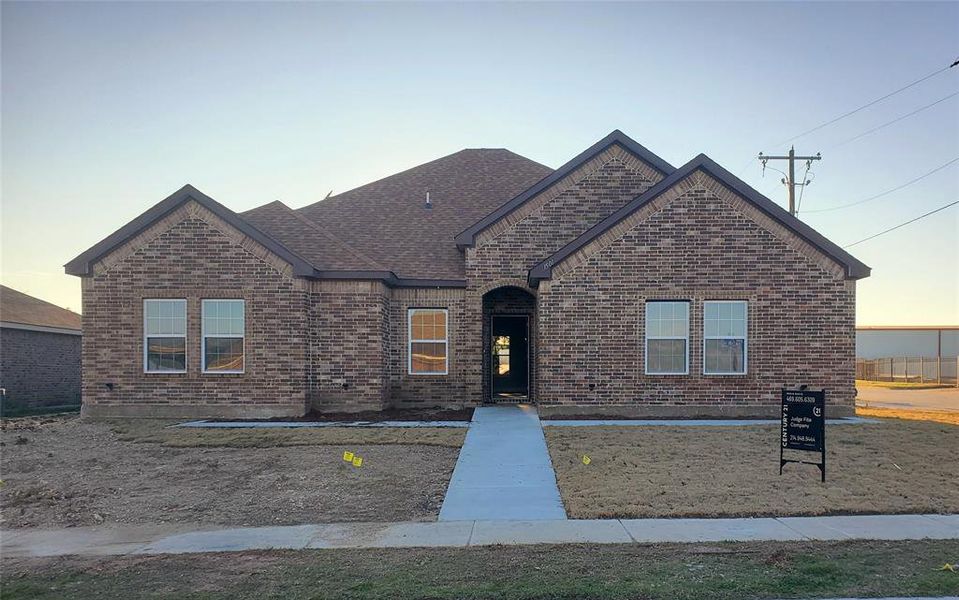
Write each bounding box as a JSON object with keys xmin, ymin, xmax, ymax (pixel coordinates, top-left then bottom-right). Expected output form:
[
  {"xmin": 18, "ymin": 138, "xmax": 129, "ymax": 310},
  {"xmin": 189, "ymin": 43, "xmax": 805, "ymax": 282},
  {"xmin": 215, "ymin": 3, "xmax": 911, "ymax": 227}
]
[
  {"xmin": 309, "ymin": 280, "xmax": 391, "ymax": 411},
  {"xmin": 536, "ymin": 174, "xmax": 856, "ymax": 417},
  {"xmin": 80, "ymin": 202, "xmax": 309, "ymax": 418},
  {"xmin": 0, "ymin": 327, "xmax": 81, "ymax": 411},
  {"xmin": 72, "ymin": 138, "xmax": 863, "ymax": 418}
]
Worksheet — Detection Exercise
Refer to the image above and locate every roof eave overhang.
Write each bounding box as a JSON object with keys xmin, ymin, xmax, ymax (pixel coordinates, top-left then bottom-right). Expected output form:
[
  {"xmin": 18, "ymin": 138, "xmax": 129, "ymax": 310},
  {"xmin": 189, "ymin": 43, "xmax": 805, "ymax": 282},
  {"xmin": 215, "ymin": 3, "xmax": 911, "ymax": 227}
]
[
  {"xmin": 310, "ymin": 270, "xmax": 466, "ymax": 288},
  {"xmin": 455, "ymin": 130, "xmax": 676, "ymax": 249},
  {"xmin": 528, "ymin": 155, "xmax": 871, "ymax": 284},
  {"xmin": 64, "ymin": 185, "xmax": 318, "ymax": 278}
]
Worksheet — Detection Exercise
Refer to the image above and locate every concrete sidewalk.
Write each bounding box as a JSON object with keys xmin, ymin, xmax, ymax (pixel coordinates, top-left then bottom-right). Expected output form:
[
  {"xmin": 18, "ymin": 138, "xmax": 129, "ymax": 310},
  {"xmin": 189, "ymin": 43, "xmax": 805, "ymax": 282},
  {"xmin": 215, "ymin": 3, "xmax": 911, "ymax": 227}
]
[
  {"xmin": 2, "ymin": 514, "xmax": 956, "ymax": 558},
  {"xmin": 438, "ymin": 405, "xmax": 566, "ymax": 521}
]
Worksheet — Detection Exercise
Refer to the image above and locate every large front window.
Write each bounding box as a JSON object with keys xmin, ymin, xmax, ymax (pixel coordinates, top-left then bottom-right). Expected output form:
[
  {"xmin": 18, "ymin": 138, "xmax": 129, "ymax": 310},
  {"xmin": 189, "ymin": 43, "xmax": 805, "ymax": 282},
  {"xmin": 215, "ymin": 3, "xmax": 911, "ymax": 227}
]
[
  {"xmin": 645, "ymin": 301, "xmax": 689, "ymax": 375},
  {"xmin": 408, "ymin": 308, "xmax": 448, "ymax": 375},
  {"xmin": 202, "ymin": 299, "xmax": 245, "ymax": 373},
  {"xmin": 704, "ymin": 300, "xmax": 747, "ymax": 375},
  {"xmin": 143, "ymin": 299, "xmax": 187, "ymax": 373}
]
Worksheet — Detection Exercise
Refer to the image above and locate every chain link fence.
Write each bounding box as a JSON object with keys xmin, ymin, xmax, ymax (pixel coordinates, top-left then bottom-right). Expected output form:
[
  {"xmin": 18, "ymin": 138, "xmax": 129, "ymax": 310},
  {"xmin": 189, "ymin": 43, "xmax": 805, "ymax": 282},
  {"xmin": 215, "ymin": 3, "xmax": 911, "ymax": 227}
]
[{"xmin": 856, "ymin": 356, "xmax": 959, "ymax": 385}]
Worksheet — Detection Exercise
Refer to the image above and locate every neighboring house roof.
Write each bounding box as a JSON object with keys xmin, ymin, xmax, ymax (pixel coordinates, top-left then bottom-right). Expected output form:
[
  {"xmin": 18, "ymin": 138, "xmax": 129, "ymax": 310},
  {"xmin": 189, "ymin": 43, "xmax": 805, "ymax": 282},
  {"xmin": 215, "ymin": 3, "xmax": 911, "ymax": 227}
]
[
  {"xmin": 64, "ymin": 184, "xmax": 318, "ymax": 278},
  {"xmin": 296, "ymin": 149, "xmax": 553, "ymax": 280},
  {"xmin": 0, "ymin": 285, "xmax": 82, "ymax": 332},
  {"xmin": 454, "ymin": 130, "xmax": 675, "ymax": 249},
  {"xmin": 529, "ymin": 154, "xmax": 871, "ymax": 283}
]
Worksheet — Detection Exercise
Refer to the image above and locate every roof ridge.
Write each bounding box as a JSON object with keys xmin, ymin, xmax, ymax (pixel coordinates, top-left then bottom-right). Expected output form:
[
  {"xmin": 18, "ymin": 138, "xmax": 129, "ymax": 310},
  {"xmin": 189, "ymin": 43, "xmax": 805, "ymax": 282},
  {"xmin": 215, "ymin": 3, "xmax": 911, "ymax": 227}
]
[
  {"xmin": 529, "ymin": 154, "xmax": 871, "ymax": 282},
  {"xmin": 301, "ymin": 148, "xmax": 547, "ymax": 207}
]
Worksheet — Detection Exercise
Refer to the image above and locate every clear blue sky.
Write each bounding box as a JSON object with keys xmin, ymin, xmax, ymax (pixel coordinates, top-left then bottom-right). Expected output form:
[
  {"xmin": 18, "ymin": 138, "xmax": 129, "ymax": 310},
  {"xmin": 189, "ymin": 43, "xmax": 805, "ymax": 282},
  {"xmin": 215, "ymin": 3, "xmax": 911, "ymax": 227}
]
[{"xmin": 2, "ymin": 1, "xmax": 957, "ymax": 324}]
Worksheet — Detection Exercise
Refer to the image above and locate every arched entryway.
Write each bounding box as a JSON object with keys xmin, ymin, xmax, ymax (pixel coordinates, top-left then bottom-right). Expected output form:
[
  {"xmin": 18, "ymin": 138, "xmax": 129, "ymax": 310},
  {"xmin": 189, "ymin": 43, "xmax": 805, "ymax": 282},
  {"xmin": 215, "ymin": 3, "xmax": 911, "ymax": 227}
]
[{"xmin": 482, "ymin": 286, "xmax": 537, "ymax": 403}]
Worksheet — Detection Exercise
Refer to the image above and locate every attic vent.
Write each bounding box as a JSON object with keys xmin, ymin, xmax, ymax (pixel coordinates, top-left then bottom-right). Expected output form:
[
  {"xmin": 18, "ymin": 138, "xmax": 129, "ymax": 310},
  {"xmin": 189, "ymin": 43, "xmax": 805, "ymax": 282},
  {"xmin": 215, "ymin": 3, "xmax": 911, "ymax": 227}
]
[{"xmin": 425, "ymin": 191, "xmax": 432, "ymax": 210}]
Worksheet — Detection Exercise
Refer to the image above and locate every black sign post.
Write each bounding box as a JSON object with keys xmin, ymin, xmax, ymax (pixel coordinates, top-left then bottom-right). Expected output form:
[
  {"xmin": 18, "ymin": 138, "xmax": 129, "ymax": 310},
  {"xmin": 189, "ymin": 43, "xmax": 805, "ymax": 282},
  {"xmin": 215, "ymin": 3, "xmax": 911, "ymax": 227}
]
[{"xmin": 780, "ymin": 388, "xmax": 826, "ymax": 482}]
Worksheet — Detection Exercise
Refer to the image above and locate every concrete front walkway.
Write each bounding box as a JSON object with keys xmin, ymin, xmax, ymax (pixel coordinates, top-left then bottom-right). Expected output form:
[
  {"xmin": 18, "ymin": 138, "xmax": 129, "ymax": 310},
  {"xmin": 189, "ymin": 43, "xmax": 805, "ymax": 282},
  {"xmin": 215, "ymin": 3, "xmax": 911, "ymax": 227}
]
[
  {"xmin": 438, "ymin": 405, "xmax": 566, "ymax": 521},
  {"xmin": 2, "ymin": 514, "xmax": 957, "ymax": 557}
]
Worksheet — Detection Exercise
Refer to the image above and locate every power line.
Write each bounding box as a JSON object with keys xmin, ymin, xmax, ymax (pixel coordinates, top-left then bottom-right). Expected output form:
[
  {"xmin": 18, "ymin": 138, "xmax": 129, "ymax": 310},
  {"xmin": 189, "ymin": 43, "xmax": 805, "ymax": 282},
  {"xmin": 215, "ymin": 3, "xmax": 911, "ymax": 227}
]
[
  {"xmin": 804, "ymin": 157, "xmax": 959, "ymax": 213},
  {"xmin": 843, "ymin": 200, "xmax": 959, "ymax": 248},
  {"xmin": 776, "ymin": 60, "xmax": 957, "ymax": 146},
  {"xmin": 830, "ymin": 90, "xmax": 959, "ymax": 149}
]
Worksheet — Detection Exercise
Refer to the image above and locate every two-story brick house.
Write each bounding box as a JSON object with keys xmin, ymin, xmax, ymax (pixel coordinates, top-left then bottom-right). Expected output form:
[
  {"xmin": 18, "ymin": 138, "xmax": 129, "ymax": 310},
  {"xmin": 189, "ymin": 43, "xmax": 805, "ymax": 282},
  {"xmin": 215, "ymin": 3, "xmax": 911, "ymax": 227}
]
[{"xmin": 66, "ymin": 130, "xmax": 869, "ymax": 419}]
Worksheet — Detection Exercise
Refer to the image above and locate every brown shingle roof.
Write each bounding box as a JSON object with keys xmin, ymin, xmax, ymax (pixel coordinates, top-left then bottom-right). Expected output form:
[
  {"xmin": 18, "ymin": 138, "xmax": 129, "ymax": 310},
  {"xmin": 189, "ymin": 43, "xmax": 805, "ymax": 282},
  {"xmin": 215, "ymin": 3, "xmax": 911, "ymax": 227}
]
[
  {"xmin": 241, "ymin": 201, "xmax": 385, "ymax": 271},
  {"xmin": 294, "ymin": 149, "xmax": 552, "ymax": 279},
  {"xmin": 1, "ymin": 285, "xmax": 82, "ymax": 331}
]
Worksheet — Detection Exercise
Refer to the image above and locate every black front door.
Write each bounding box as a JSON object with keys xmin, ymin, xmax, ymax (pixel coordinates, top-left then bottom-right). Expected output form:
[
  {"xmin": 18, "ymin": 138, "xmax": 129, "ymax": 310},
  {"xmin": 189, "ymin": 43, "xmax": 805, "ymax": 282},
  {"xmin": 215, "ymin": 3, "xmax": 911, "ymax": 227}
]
[{"xmin": 490, "ymin": 315, "xmax": 529, "ymax": 400}]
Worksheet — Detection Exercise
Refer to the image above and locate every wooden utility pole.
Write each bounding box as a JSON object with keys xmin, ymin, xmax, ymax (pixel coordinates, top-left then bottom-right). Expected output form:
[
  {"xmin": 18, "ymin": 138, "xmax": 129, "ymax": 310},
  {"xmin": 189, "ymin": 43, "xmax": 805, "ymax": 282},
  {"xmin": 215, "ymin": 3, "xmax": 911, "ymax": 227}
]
[{"xmin": 758, "ymin": 147, "xmax": 822, "ymax": 215}]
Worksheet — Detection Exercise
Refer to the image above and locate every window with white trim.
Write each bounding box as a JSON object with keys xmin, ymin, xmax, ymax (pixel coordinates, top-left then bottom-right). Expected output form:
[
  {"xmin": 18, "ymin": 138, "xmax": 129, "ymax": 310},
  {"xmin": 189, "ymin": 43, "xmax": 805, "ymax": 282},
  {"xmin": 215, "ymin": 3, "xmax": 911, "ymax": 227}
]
[
  {"xmin": 645, "ymin": 301, "xmax": 689, "ymax": 375},
  {"xmin": 408, "ymin": 308, "xmax": 448, "ymax": 375},
  {"xmin": 202, "ymin": 299, "xmax": 245, "ymax": 373},
  {"xmin": 144, "ymin": 299, "xmax": 187, "ymax": 373},
  {"xmin": 703, "ymin": 300, "xmax": 748, "ymax": 375}
]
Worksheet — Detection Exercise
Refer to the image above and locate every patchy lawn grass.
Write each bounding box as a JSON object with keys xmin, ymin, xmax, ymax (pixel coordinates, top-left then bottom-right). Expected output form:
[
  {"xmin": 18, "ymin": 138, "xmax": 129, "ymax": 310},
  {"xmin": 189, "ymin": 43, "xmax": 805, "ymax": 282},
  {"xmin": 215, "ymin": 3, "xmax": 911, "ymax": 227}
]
[
  {"xmin": 546, "ymin": 420, "xmax": 958, "ymax": 519},
  {"xmin": 2, "ymin": 540, "xmax": 957, "ymax": 600},
  {"xmin": 856, "ymin": 406, "xmax": 959, "ymax": 426},
  {"xmin": 1, "ymin": 416, "xmax": 461, "ymax": 529}
]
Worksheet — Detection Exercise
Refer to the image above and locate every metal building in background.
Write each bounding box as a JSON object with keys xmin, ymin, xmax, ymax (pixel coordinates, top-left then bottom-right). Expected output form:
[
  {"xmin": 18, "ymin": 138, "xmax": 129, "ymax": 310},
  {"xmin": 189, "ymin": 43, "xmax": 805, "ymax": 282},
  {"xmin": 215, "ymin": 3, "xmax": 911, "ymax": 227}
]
[{"xmin": 856, "ymin": 326, "xmax": 959, "ymax": 385}]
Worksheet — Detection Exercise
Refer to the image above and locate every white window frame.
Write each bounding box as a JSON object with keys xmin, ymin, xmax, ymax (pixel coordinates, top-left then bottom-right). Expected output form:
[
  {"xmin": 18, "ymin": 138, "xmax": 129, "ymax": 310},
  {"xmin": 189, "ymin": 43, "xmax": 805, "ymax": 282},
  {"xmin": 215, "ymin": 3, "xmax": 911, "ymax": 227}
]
[
  {"xmin": 644, "ymin": 300, "xmax": 690, "ymax": 376},
  {"xmin": 201, "ymin": 299, "xmax": 246, "ymax": 375},
  {"xmin": 407, "ymin": 308, "xmax": 449, "ymax": 376},
  {"xmin": 143, "ymin": 299, "xmax": 187, "ymax": 374},
  {"xmin": 703, "ymin": 300, "xmax": 748, "ymax": 376}
]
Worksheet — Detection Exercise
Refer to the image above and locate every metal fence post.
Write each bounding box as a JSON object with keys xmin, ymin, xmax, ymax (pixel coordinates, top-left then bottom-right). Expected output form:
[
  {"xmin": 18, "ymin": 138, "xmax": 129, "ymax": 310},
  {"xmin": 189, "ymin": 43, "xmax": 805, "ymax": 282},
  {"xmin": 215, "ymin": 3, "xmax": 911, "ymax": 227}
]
[
  {"xmin": 919, "ymin": 356, "xmax": 924, "ymax": 383},
  {"xmin": 938, "ymin": 356, "xmax": 942, "ymax": 384}
]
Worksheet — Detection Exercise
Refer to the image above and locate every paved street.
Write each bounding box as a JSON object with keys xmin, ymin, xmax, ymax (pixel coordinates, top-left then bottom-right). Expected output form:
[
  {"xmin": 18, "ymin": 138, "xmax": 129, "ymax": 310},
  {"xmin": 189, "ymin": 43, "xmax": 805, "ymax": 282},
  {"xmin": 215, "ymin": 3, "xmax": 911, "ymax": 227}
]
[{"xmin": 857, "ymin": 386, "xmax": 959, "ymax": 412}]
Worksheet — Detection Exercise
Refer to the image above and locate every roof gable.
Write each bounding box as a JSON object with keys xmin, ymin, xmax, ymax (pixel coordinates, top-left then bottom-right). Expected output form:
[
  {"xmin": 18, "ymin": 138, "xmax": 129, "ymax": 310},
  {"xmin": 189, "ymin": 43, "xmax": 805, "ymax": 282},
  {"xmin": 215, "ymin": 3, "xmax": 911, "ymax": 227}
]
[
  {"xmin": 0, "ymin": 285, "xmax": 82, "ymax": 331},
  {"xmin": 65, "ymin": 185, "xmax": 317, "ymax": 277},
  {"xmin": 529, "ymin": 154, "xmax": 871, "ymax": 282},
  {"xmin": 454, "ymin": 130, "xmax": 675, "ymax": 249}
]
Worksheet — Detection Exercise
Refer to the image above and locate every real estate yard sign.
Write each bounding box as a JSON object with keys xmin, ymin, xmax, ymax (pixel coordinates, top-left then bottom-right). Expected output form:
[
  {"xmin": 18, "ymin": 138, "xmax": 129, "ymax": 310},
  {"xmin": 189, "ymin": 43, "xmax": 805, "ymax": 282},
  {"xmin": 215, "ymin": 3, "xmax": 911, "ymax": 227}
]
[{"xmin": 780, "ymin": 388, "xmax": 826, "ymax": 482}]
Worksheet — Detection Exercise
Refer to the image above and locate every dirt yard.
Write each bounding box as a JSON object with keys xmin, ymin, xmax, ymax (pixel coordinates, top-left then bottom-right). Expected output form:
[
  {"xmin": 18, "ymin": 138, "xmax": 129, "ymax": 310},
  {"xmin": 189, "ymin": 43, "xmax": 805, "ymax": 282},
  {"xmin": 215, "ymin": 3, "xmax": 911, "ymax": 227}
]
[
  {"xmin": 0, "ymin": 416, "xmax": 464, "ymax": 529},
  {"xmin": 546, "ymin": 420, "xmax": 959, "ymax": 519}
]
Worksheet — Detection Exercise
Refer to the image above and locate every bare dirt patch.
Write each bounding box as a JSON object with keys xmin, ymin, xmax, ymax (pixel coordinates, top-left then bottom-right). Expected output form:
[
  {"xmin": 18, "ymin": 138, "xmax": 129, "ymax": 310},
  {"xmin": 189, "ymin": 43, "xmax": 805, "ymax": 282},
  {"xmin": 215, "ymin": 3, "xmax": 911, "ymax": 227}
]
[
  {"xmin": 110, "ymin": 419, "xmax": 466, "ymax": 448},
  {"xmin": 213, "ymin": 406, "xmax": 475, "ymax": 423},
  {"xmin": 1, "ymin": 416, "xmax": 462, "ymax": 529},
  {"xmin": 857, "ymin": 406, "xmax": 959, "ymax": 425},
  {"xmin": 546, "ymin": 420, "xmax": 959, "ymax": 519}
]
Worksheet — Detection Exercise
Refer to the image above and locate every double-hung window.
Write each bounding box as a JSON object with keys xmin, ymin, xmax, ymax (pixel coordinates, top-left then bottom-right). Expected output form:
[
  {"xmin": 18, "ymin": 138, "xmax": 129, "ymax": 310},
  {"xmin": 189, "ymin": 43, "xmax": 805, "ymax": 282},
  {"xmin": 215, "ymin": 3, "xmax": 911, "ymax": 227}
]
[
  {"xmin": 703, "ymin": 300, "xmax": 747, "ymax": 375},
  {"xmin": 202, "ymin": 299, "xmax": 245, "ymax": 373},
  {"xmin": 408, "ymin": 308, "xmax": 448, "ymax": 375},
  {"xmin": 143, "ymin": 299, "xmax": 187, "ymax": 373},
  {"xmin": 645, "ymin": 301, "xmax": 689, "ymax": 375}
]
